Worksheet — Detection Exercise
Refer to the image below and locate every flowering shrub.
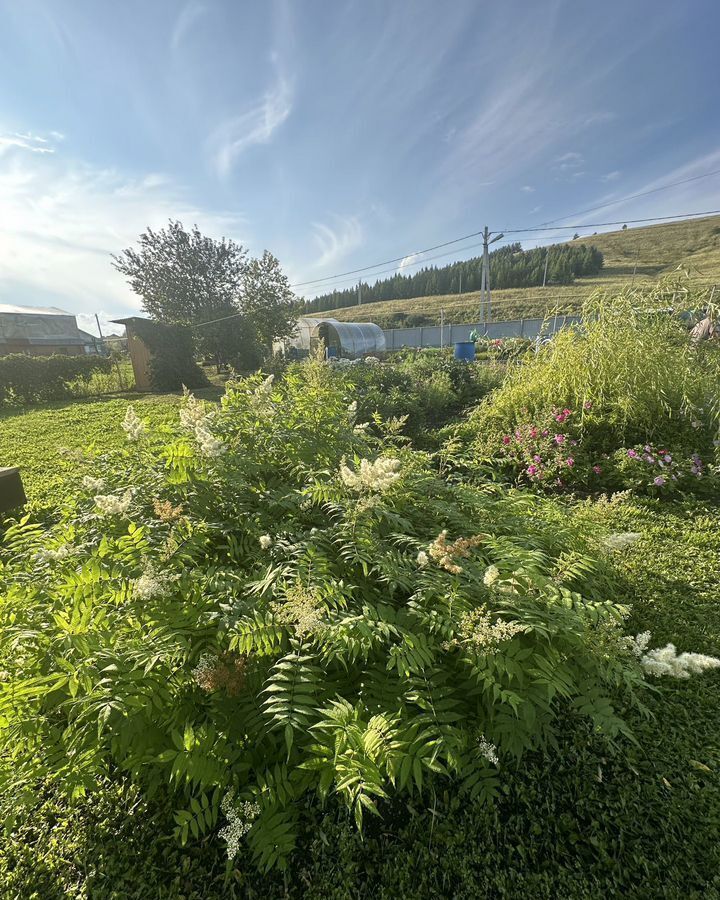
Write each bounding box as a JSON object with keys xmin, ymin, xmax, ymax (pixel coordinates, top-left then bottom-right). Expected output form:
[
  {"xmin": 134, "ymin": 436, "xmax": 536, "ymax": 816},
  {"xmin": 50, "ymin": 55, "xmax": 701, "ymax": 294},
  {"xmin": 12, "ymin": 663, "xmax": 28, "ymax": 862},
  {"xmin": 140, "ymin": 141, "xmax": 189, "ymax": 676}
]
[
  {"xmin": 1, "ymin": 361, "xmax": 717, "ymax": 872},
  {"xmin": 611, "ymin": 443, "xmax": 715, "ymax": 495},
  {"xmin": 488, "ymin": 406, "xmax": 603, "ymax": 491}
]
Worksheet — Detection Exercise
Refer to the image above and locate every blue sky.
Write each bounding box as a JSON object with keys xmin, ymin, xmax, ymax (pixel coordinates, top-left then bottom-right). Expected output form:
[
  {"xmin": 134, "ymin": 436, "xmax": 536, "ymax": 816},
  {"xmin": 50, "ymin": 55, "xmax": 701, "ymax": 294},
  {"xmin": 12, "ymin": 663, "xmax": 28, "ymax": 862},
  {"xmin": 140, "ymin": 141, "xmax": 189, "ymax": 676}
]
[{"xmin": 1, "ymin": 0, "xmax": 719, "ymax": 333}]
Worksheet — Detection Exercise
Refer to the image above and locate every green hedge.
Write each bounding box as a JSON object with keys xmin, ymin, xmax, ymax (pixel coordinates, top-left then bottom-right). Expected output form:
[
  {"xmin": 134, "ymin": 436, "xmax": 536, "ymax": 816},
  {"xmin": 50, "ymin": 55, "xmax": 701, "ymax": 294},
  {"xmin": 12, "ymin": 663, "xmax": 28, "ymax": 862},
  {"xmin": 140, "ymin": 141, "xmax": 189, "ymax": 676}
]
[{"xmin": 0, "ymin": 353, "xmax": 112, "ymax": 405}]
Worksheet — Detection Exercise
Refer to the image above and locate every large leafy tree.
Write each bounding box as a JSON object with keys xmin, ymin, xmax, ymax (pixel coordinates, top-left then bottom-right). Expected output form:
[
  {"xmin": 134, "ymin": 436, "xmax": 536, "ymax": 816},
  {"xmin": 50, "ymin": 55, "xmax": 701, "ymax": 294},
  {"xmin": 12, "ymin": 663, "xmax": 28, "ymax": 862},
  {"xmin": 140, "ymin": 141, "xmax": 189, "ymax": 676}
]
[{"xmin": 113, "ymin": 221, "xmax": 297, "ymax": 368}]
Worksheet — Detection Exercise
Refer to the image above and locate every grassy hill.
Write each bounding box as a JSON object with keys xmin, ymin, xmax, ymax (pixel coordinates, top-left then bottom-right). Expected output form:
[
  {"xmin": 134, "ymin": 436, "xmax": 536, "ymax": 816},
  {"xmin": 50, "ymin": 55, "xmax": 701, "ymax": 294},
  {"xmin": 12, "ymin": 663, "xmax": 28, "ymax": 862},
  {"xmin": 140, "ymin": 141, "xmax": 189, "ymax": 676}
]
[{"xmin": 307, "ymin": 215, "xmax": 720, "ymax": 328}]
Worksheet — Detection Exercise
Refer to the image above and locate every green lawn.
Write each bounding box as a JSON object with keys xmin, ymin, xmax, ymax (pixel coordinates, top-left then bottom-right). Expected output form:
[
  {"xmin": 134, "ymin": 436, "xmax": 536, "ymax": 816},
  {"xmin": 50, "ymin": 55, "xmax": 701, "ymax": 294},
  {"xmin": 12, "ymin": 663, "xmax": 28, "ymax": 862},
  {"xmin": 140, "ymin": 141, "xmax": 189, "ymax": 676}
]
[{"xmin": 0, "ymin": 389, "xmax": 221, "ymax": 506}]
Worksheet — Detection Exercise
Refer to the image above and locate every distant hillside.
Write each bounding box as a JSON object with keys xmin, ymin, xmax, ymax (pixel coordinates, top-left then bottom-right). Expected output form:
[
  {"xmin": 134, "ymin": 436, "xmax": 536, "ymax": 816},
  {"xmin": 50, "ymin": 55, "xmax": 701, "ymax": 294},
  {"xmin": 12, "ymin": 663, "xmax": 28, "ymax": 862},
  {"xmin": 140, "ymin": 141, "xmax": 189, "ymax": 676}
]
[{"xmin": 307, "ymin": 215, "xmax": 720, "ymax": 329}]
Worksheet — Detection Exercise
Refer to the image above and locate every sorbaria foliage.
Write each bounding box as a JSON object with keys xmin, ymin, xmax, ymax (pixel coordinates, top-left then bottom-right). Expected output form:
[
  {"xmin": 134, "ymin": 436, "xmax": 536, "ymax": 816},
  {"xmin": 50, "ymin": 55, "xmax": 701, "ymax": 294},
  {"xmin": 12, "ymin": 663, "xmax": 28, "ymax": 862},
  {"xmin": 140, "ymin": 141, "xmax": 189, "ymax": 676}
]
[{"xmin": 1, "ymin": 361, "xmax": 656, "ymax": 871}]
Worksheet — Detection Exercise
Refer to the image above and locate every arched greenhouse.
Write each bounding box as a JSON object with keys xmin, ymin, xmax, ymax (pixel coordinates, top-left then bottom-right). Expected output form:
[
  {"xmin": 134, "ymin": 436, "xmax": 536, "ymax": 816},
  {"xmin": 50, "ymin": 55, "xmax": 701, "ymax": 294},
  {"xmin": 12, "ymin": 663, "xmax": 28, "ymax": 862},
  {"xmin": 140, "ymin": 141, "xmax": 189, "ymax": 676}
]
[{"xmin": 282, "ymin": 317, "xmax": 386, "ymax": 358}]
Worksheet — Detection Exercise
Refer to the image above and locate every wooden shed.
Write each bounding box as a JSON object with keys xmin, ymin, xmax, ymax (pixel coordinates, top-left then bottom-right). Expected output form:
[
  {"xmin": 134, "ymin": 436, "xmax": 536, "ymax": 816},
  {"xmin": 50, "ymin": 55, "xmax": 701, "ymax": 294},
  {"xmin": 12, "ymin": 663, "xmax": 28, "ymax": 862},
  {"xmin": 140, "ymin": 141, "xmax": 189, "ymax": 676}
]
[{"xmin": 111, "ymin": 317, "xmax": 153, "ymax": 391}]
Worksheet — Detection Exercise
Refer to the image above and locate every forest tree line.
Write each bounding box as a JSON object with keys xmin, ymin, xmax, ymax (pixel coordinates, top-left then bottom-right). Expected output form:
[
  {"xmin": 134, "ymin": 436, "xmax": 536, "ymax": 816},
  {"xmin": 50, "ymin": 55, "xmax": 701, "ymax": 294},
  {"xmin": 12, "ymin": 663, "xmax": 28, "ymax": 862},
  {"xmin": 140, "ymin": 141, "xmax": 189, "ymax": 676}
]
[{"xmin": 304, "ymin": 241, "xmax": 604, "ymax": 313}]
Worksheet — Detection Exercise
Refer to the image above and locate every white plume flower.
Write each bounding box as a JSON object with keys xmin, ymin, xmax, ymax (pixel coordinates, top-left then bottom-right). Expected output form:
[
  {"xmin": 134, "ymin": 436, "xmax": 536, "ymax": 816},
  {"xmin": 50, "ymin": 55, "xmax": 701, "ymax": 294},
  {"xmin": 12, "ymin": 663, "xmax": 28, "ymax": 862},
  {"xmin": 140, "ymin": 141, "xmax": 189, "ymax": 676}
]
[
  {"xmin": 340, "ymin": 457, "xmax": 401, "ymax": 492},
  {"xmin": 604, "ymin": 532, "xmax": 642, "ymax": 551},
  {"xmin": 121, "ymin": 405, "xmax": 145, "ymax": 441},
  {"xmin": 82, "ymin": 475, "xmax": 106, "ymax": 492},
  {"xmin": 219, "ymin": 793, "xmax": 261, "ymax": 859},
  {"xmin": 478, "ymin": 735, "xmax": 499, "ymax": 766},
  {"xmin": 641, "ymin": 643, "xmax": 720, "ymax": 678},
  {"xmin": 416, "ymin": 550, "xmax": 429, "ymax": 567},
  {"xmin": 94, "ymin": 489, "xmax": 133, "ymax": 516},
  {"xmin": 483, "ymin": 565, "xmax": 500, "ymax": 587},
  {"xmin": 259, "ymin": 534, "xmax": 273, "ymax": 550}
]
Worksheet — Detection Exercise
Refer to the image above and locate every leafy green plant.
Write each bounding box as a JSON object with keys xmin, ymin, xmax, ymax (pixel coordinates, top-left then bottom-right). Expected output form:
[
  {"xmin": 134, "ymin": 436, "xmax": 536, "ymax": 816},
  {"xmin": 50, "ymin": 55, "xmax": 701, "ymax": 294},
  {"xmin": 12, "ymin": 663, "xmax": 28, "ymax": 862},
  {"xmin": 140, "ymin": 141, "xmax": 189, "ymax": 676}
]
[{"xmin": 1, "ymin": 360, "xmax": 688, "ymax": 875}]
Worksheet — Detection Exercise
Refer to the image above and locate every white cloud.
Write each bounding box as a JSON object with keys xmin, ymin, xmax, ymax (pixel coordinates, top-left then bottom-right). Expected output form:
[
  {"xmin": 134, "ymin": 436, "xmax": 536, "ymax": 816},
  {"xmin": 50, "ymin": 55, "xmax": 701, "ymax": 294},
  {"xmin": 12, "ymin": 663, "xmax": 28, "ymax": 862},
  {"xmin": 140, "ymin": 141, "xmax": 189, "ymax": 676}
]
[
  {"xmin": 311, "ymin": 215, "xmax": 363, "ymax": 269},
  {"xmin": 0, "ymin": 131, "xmax": 57, "ymax": 156},
  {"xmin": 556, "ymin": 151, "xmax": 584, "ymax": 170},
  {"xmin": 521, "ymin": 185, "xmax": 535, "ymax": 193},
  {"xmin": 0, "ymin": 153, "xmax": 247, "ymax": 318},
  {"xmin": 602, "ymin": 170, "xmax": 622, "ymax": 182},
  {"xmin": 207, "ymin": 69, "xmax": 293, "ymax": 177},
  {"xmin": 398, "ymin": 252, "xmax": 422, "ymax": 272},
  {"xmin": 170, "ymin": 1, "xmax": 208, "ymax": 50}
]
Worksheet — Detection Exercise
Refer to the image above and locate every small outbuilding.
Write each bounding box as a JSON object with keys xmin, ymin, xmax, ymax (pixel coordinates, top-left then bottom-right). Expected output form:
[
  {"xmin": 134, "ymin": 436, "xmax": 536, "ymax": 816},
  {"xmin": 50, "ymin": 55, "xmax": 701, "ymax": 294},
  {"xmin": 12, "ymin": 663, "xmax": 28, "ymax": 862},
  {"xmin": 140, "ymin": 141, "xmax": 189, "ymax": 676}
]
[{"xmin": 283, "ymin": 317, "xmax": 386, "ymax": 358}]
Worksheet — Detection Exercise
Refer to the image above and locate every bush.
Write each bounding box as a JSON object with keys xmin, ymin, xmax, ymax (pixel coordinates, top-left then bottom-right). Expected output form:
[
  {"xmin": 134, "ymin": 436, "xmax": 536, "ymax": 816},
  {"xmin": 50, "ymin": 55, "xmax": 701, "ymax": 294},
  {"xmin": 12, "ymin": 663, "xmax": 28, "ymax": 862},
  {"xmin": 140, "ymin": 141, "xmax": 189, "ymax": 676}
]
[
  {"xmin": 130, "ymin": 319, "xmax": 209, "ymax": 392},
  {"xmin": 0, "ymin": 353, "xmax": 112, "ymax": 405},
  {"xmin": 336, "ymin": 352, "xmax": 502, "ymax": 443},
  {"xmin": 458, "ymin": 285, "xmax": 720, "ymax": 494},
  {"xmin": 2, "ymin": 361, "xmax": 698, "ymax": 876}
]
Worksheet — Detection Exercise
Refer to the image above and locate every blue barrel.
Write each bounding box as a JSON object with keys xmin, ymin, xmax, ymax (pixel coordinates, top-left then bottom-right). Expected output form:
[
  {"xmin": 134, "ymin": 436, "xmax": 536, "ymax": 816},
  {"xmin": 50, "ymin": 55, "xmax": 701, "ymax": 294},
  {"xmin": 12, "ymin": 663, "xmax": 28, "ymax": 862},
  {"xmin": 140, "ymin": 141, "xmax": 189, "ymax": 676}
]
[
  {"xmin": 325, "ymin": 346, "xmax": 338, "ymax": 359},
  {"xmin": 454, "ymin": 341, "xmax": 476, "ymax": 362}
]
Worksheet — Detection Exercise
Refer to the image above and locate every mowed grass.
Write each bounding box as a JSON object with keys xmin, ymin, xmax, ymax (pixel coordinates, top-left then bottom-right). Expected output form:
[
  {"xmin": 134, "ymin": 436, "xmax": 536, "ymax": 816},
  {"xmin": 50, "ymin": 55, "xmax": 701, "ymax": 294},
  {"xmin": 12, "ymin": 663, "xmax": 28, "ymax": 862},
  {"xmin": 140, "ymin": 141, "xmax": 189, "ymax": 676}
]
[
  {"xmin": 311, "ymin": 214, "xmax": 720, "ymax": 328},
  {"xmin": 0, "ymin": 388, "xmax": 221, "ymax": 506}
]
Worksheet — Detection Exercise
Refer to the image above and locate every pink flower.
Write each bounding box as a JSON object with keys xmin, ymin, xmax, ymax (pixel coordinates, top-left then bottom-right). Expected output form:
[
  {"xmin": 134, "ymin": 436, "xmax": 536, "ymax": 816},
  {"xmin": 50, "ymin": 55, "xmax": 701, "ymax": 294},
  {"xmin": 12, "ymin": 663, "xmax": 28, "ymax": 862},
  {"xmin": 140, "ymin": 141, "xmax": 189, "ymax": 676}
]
[
  {"xmin": 527, "ymin": 465, "xmax": 538, "ymax": 476},
  {"xmin": 502, "ymin": 435, "xmax": 511, "ymax": 445},
  {"xmin": 529, "ymin": 427, "xmax": 538, "ymax": 439},
  {"xmin": 554, "ymin": 434, "xmax": 565, "ymax": 444},
  {"xmin": 566, "ymin": 457, "xmax": 575, "ymax": 467},
  {"xmin": 593, "ymin": 465, "xmax": 602, "ymax": 474},
  {"xmin": 627, "ymin": 449, "xmax": 638, "ymax": 458},
  {"xmin": 584, "ymin": 401, "xmax": 593, "ymax": 410},
  {"xmin": 542, "ymin": 429, "xmax": 549, "ymax": 437},
  {"xmin": 654, "ymin": 476, "xmax": 666, "ymax": 487},
  {"xmin": 533, "ymin": 455, "xmax": 542, "ymax": 463}
]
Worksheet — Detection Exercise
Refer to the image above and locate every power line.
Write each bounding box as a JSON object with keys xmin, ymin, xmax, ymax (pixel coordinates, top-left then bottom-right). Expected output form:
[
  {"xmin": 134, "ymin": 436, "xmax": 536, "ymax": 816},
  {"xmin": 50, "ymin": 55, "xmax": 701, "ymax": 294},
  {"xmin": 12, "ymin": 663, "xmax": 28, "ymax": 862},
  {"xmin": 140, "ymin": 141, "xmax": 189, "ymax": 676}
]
[
  {"xmin": 501, "ymin": 209, "xmax": 720, "ymax": 235},
  {"xmin": 532, "ymin": 168, "xmax": 720, "ymax": 228},
  {"xmin": 301, "ymin": 210, "xmax": 720, "ymax": 298},
  {"xmin": 289, "ymin": 228, "xmax": 487, "ymax": 288},
  {"xmin": 296, "ymin": 209, "xmax": 720, "ymax": 296}
]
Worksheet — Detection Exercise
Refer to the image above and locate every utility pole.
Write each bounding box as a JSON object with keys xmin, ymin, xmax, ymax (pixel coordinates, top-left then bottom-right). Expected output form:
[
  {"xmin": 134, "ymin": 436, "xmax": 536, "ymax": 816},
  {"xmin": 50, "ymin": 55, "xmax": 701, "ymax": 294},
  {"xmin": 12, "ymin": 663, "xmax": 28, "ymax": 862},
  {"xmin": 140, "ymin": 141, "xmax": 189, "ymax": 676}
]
[
  {"xmin": 440, "ymin": 307, "xmax": 445, "ymax": 349},
  {"xmin": 357, "ymin": 281, "xmax": 362, "ymax": 305},
  {"xmin": 480, "ymin": 226, "xmax": 504, "ymax": 328},
  {"xmin": 542, "ymin": 250, "xmax": 550, "ymax": 288},
  {"xmin": 459, "ymin": 272, "xmax": 462, "ymax": 295}
]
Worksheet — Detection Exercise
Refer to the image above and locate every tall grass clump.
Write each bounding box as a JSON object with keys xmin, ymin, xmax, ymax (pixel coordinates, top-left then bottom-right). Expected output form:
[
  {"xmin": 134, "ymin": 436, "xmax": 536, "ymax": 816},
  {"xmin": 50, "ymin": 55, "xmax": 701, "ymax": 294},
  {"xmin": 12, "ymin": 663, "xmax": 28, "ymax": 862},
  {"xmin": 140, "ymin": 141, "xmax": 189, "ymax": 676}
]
[{"xmin": 460, "ymin": 280, "xmax": 720, "ymax": 492}]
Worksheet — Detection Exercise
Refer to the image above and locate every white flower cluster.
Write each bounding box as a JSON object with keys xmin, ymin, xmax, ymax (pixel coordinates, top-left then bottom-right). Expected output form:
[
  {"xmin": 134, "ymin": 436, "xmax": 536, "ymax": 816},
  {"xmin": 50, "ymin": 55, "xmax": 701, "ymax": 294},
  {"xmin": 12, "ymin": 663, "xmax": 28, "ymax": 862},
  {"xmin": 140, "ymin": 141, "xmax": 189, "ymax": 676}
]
[
  {"xmin": 259, "ymin": 534, "xmax": 273, "ymax": 550},
  {"xmin": 347, "ymin": 400, "xmax": 358, "ymax": 422},
  {"xmin": 255, "ymin": 373, "xmax": 274, "ymax": 395},
  {"xmin": 483, "ymin": 565, "xmax": 500, "ymax": 587},
  {"xmin": 82, "ymin": 475, "xmax": 106, "ymax": 492},
  {"xmin": 132, "ymin": 566, "xmax": 179, "ymax": 602},
  {"xmin": 122, "ymin": 405, "xmax": 145, "ymax": 441},
  {"xmin": 478, "ymin": 735, "xmax": 499, "ymax": 766},
  {"xmin": 604, "ymin": 532, "xmax": 642, "ymax": 552},
  {"xmin": 640, "ymin": 643, "xmax": 720, "ymax": 678},
  {"xmin": 621, "ymin": 631, "xmax": 652, "ymax": 658},
  {"xmin": 94, "ymin": 489, "xmax": 133, "ymax": 516},
  {"xmin": 35, "ymin": 545, "xmax": 71, "ymax": 564},
  {"xmin": 457, "ymin": 606, "xmax": 526, "ymax": 652},
  {"xmin": 195, "ymin": 422, "xmax": 226, "ymax": 458},
  {"xmin": 340, "ymin": 457, "xmax": 401, "ymax": 492},
  {"xmin": 417, "ymin": 550, "xmax": 429, "ymax": 567},
  {"xmin": 219, "ymin": 793, "xmax": 261, "ymax": 859},
  {"xmin": 179, "ymin": 390, "xmax": 208, "ymax": 430},
  {"xmin": 180, "ymin": 391, "xmax": 227, "ymax": 458}
]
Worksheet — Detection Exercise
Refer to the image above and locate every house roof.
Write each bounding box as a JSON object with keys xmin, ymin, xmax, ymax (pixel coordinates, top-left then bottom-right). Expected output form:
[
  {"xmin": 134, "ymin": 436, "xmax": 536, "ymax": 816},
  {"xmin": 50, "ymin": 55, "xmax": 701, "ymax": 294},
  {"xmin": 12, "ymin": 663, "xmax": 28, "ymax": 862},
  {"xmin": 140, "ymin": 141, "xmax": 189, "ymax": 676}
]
[{"xmin": 0, "ymin": 302, "xmax": 73, "ymax": 316}]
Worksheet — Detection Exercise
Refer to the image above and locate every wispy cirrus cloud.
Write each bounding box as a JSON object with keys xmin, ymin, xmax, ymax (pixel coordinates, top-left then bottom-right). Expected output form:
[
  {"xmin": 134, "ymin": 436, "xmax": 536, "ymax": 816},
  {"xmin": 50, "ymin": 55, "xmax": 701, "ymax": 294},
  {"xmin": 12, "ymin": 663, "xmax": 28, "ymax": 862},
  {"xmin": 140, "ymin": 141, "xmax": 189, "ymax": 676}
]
[
  {"xmin": 601, "ymin": 170, "xmax": 622, "ymax": 182},
  {"xmin": 0, "ymin": 131, "xmax": 57, "ymax": 155},
  {"xmin": 311, "ymin": 215, "xmax": 363, "ymax": 269},
  {"xmin": 521, "ymin": 185, "xmax": 535, "ymax": 193},
  {"xmin": 207, "ymin": 69, "xmax": 293, "ymax": 177},
  {"xmin": 170, "ymin": 1, "xmax": 208, "ymax": 50}
]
